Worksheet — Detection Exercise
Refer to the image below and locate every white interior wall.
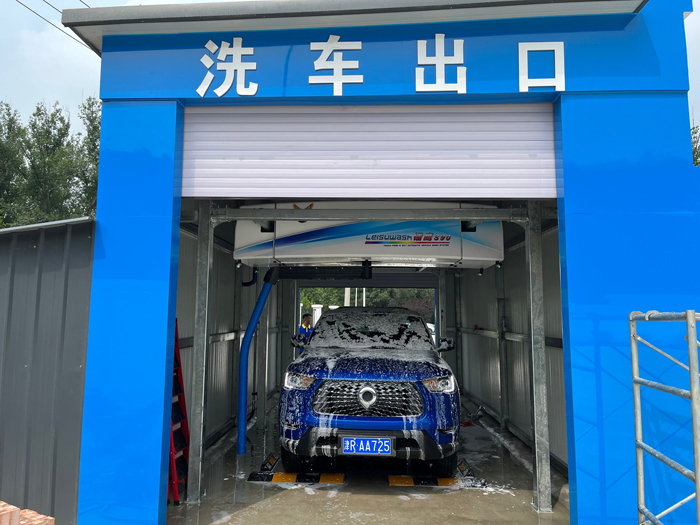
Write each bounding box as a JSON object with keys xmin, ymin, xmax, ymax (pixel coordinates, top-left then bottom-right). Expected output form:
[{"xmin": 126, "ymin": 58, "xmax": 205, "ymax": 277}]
[
  {"xmin": 459, "ymin": 226, "xmax": 568, "ymax": 467},
  {"xmin": 460, "ymin": 264, "xmax": 501, "ymax": 412},
  {"xmin": 442, "ymin": 270, "xmax": 459, "ymax": 372},
  {"xmin": 176, "ymin": 230, "xmax": 237, "ymax": 442}
]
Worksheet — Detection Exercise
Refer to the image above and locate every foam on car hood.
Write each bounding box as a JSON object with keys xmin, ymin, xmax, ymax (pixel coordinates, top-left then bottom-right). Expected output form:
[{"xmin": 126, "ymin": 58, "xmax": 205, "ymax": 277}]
[{"xmin": 288, "ymin": 347, "xmax": 452, "ymax": 382}]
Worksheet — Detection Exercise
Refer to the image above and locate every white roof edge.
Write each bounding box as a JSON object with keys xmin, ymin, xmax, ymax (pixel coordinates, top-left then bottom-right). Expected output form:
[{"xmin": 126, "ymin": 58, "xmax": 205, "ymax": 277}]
[
  {"xmin": 0, "ymin": 217, "xmax": 94, "ymax": 236},
  {"xmin": 62, "ymin": 0, "xmax": 648, "ymax": 55}
]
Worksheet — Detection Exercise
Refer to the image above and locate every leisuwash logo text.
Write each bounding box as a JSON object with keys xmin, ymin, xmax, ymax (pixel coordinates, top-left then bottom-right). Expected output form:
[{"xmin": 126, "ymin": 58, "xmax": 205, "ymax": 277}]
[{"xmin": 364, "ymin": 233, "xmax": 452, "ymax": 246}]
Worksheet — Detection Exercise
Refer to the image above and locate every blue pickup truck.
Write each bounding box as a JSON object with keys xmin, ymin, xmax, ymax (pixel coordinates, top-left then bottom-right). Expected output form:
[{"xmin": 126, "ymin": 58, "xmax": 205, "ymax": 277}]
[{"xmin": 279, "ymin": 307, "xmax": 460, "ymax": 477}]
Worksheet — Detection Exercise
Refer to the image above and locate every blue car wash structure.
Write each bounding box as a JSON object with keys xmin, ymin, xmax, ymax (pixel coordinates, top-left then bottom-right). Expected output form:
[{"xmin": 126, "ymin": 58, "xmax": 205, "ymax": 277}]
[{"xmin": 1, "ymin": 0, "xmax": 697, "ymax": 523}]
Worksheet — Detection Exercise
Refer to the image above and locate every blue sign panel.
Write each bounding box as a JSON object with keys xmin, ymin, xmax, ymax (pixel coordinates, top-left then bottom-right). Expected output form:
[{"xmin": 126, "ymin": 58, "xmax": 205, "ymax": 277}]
[{"xmin": 100, "ymin": 11, "xmax": 690, "ymax": 102}]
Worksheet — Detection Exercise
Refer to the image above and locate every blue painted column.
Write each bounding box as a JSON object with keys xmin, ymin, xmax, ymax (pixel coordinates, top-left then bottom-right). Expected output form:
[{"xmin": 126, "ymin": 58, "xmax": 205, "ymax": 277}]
[
  {"xmin": 557, "ymin": 92, "xmax": 700, "ymax": 525},
  {"xmin": 78, "ymin": 101, "xmax": 183, "ymax": 525}
]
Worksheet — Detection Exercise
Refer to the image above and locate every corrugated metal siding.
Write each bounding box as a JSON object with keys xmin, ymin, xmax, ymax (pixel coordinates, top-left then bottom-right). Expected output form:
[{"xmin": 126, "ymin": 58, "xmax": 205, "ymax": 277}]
[
  {"xmin": 459, "ymin": 227, "xmax": 568, "ymax": 466},
  {"xmin": 0, "ymin": 220, "xmax": 94, "ymax": 525},
  {"xmin": 266, "ymin": 286, "xmax": 278, "ymax": 395},
  {"xmin": 542, "ymin": 230, "xmax": 567, "ymax": 463},
  {"xmin": 460, "ymin": 265, "xmax": 500, "ymax": 412},
  {"xmin": 546, "ymin": 344, "xmax": 568, "ymax": 463},
  {"xmin": 176, "ymin": 232, "xmax": 197, "ymax": 429},
  {"xmin": 502, "ymin": 228, "xmax": 567, "ymax": 465},
  {"xmin": 206, "ymin": 246, "xmax": 236, "ymax": 437},
  {"xmin": 506, "ymin": 340, "xmax": 532, "ymax": 433},
  {"xmin": 176, "ymin": 230, "xmax": 237, "ymax": 441},
  {"xmin": 183, "ymin": 104, "xmax": 556, "ymax": 199}
]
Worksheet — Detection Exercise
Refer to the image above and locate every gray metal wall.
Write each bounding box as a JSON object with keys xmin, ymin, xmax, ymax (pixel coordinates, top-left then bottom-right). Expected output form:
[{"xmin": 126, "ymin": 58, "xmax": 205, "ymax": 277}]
[
  {"xmin": 459, "ymin": 227, "xmax": 568, "ymax": 466},
  {"xmin": 176, "ymin": 229, "xmax": 238, "ymax": 443},
  {"xmin": 0, "ymin": 219, "xmax": 94, "ymax": 525}
]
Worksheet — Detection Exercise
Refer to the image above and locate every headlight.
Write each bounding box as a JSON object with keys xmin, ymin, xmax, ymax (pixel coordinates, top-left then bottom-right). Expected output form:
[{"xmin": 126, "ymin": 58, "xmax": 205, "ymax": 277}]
[
  {"xmin": 422, "ymin": 375, "xmax": 455, "ymax": 393},
  {"xmin": 284, "ymin": 372, "xmax": 315, "ymax": 390}
]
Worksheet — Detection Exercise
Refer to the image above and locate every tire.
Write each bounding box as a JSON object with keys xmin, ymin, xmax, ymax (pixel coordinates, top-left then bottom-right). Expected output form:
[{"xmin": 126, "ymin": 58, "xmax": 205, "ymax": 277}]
[
  {"xmin": 430, "ymin": 454, "xmax": 457, "ymax": 478},
  {"xmin": 281, "ymin": 447, "xmax": 309, "ymax": 473}
]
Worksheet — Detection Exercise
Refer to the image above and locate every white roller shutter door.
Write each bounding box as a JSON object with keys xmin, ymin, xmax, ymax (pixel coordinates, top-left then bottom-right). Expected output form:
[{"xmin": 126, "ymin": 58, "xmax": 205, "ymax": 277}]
[{"xmin": 183, "ymin": 104, "xmax": 555, "ymax": 199}]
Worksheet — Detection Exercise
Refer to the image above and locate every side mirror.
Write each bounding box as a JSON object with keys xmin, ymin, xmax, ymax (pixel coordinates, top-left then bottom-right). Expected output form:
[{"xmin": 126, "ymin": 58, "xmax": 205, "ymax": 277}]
[
  {"xmin": 291, "ymin": 334, "xmax": 308, "ymax": 349},
  {"xmin": 437, "ymin": 337, "xmax": 455, "ymax": 352}
]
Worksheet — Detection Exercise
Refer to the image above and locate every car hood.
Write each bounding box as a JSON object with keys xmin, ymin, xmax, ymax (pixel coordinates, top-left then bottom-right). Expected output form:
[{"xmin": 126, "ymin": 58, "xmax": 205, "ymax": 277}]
[{"xmin": 287, "ymin": 347, "xmax": 452, "ymax": 382}]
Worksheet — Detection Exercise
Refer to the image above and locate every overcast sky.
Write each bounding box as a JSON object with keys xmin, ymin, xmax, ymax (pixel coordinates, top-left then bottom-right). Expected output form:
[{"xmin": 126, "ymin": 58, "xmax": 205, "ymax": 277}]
[{"xmin": 1, "ymin": 0, "xmax": 698, "ymax": 131}]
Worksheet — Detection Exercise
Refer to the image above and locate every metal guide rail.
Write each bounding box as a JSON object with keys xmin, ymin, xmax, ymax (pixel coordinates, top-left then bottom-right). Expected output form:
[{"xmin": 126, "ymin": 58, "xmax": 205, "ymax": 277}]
[{"xmin": 630, "ymin": 310, "xmax": 700, "ymax": 525}]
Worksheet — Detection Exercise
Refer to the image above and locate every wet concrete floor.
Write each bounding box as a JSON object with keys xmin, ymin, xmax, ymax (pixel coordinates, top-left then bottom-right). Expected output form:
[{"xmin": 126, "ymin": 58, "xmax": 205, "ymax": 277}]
[{"xmin": 167, "ymin": 406, "xmax": 570, "ymax": 525}]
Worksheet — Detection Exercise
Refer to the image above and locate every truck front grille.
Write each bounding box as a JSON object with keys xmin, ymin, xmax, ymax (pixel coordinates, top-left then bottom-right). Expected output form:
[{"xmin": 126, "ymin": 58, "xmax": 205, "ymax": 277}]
[{"xmin": 313, "ymin": 380, "xmax": 423, "ymax": 417}]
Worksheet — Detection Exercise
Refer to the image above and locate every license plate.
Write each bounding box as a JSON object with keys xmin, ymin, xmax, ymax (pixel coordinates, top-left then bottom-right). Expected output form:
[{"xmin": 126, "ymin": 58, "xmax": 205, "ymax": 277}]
[{"xmin": 340, "ymin": 437, "xmax": 394, "ymax": 456}]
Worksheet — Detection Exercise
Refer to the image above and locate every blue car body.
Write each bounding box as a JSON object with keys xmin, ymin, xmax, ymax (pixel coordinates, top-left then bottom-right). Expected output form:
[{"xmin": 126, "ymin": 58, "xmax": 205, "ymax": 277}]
[{"xmin": 279, "ymin": 308, "xmax": 460, "ymax": 463}]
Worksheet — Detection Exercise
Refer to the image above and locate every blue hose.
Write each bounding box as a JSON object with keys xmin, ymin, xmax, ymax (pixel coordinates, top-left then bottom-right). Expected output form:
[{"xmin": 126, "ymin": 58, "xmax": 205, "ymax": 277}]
[{"xmin": 237, "ymin": 281, "xmax": 274, "ymax": 454}]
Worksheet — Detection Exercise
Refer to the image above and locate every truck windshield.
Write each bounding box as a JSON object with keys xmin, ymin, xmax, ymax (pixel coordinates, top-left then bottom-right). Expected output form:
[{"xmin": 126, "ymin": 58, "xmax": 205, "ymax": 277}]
[{"xmin": 307, "ymin": 309, "xmax": 433, "ymax": 350}]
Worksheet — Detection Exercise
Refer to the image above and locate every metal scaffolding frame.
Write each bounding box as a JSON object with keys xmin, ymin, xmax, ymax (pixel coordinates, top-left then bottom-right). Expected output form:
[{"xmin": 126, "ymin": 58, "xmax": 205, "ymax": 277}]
[
  {"xmin": 185, "ymin": 200, "xmax": 552, "ymax": 511},
  {"xmin": 629, "ymin": 310, "xmax": 700, "ymax": 525}
]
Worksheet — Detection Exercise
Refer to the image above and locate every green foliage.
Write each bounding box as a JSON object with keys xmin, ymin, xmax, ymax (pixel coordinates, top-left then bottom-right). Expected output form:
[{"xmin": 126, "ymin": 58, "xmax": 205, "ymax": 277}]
[
  {"xmin": 0, "ymin": 98, "xmax": 101, "ymax": 228},
  {"xmin": 75, "ymin": 97, "xmax": 101, "ymax": 215},
  {"xmin": 300, "ymin": 287, "xmax": 435, "ymax": 323},
  {"xmin": 21, "ymin": 102, "xmax": 77, "ymax": 224},
  {"xmin": 693, "ymin": 123, "xmax": 699, "ymax": 167},
  {"xmin": 0, "ymin": 103, "xmax": 27, "ymax": 228}
]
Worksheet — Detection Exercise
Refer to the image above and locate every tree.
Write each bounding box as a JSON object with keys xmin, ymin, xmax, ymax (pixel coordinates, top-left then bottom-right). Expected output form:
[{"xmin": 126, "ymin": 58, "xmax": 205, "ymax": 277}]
[
  {"xmin": 0, "ymin": 103, "xmax": 27, "ymax": 227},
  {"xmin": 75, "ymin": 97, "xmax": 101, "ymax": 216},
  {"xmin": 693, "ymin": 123, "xmax": 699, "ymax": 167},
  {"xmin": 0, "ymin": 99, "xmax": 101, "ymax": 228},
  {"xmin": 18, "ymin": 102, "xmax": 77, "ymax": 224}
]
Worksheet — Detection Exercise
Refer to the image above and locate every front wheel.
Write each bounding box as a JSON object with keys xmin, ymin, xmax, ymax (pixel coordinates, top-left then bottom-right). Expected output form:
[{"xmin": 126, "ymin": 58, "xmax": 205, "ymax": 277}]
[
  {"xmin": 430, "ymin": 454, "xmax": 457, "ymax": 478},
  {"xmin": 281, "ymin": 447, "xmax": 310, "ymax": 473}
]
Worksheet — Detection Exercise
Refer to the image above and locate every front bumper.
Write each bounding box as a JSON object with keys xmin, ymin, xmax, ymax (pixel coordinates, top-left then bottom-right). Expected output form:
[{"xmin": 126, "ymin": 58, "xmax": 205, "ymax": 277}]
[{"xmin": 281, "ymin": 428, "xmax": 458, "ymax": 460}]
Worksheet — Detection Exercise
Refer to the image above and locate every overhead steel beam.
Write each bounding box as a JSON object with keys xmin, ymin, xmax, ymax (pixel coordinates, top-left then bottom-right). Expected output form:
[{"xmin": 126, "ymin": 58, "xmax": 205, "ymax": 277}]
[
  {"xmin": 209, "ymin": 207, "xmax": 528, "ymax": 224},
  {"xmin": 525, "ymin": 200, "xmax": 552, "ymax": 513},
  {"xmin": 187, "ymin": 199, "xmax": 214, "ymax": 503},
  {"xmin": 184, "ymin": 206, "xmax": 547, "ymax": 225}
]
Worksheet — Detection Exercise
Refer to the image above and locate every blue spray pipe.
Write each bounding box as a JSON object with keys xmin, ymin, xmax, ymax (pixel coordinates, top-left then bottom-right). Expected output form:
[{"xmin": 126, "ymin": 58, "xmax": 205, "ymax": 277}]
[
  {"xmin": 237, "ymin": 268, "xmax": 279, "ymax": 454},
  {"xmin": 236, "ymin": 263, "xmax": 371, "ymax": 454}
]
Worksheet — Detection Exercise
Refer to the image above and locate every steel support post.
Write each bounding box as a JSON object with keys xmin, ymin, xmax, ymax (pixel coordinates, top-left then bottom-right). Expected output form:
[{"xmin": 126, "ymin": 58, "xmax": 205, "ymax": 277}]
[
  {"xmin": 267, "ymin": 282, "xmax": 278, "ymax": 392},
  {"xmin": 438, "ymin": 270, "xmax": 447, "ymax": 342},
  {"xmin": 281, "ymin": 280, "xmax": 294, "ymax": 380},
  {"xmin": 525, "ymin": 200, "xmax": 552, "ymax": 513},
  {"xmin": 280, "ymin": 280, "xmax": 291, "ymax": 373},
  {"xmin": 629, "ymin": 316, "xmax": 645, "ymax": 523},
  {"xmin": 231, "ymin": 256, "xmax": 243, "ymax": 435},
  {"xmin": 187, "ymin": 199, "xmax": 214, "ymax": 503},
  {"xmin": 685, "ymin": 311, "xmax": 700, "ymax": 525},
  {"xmin": 454, "ymin": 271, "xmax": 463, "ymax": 386},
  {"xmin": 293, "ymin": 280, "xmax": 300, "ymax": 360},
  {"xmin": 276, "ymin": 284, "xmax": 284, "ymax": 391},
  {"xmin": 496, "ymin": 264, "xmax": 509, "ymax": 430}
]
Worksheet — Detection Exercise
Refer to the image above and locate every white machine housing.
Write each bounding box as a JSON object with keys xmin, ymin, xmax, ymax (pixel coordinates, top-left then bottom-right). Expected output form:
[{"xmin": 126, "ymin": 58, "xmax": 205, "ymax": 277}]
[{"xmin": 233, "ymin": 201, "xmax": 504, "ymax": 268}]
